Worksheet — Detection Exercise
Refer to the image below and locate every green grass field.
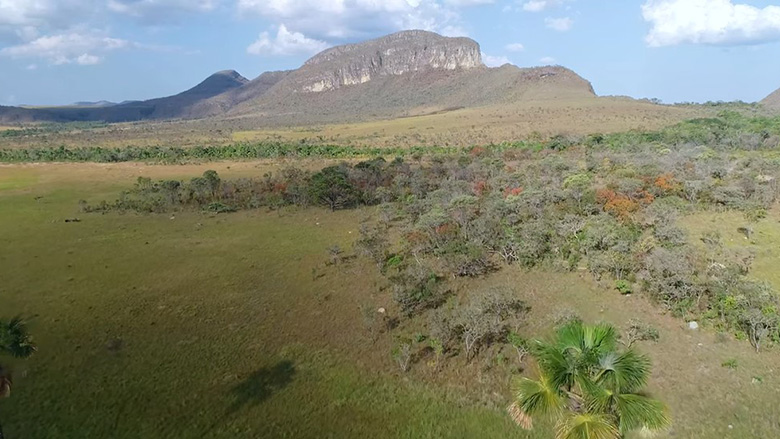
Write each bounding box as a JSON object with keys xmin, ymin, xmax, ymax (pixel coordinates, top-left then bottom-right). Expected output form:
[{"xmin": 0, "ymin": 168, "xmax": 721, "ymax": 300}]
[
  {"xmin": 2, "ymin": 163, "xmax": 780, "ymax": 438},
  {"xmin": 680, "ymin": 208, "xmax": 780, "ymax": 293}
]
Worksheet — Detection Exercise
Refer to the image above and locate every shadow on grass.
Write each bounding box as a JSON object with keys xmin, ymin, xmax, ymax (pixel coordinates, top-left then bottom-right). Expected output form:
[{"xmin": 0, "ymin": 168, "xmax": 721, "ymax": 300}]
[{"xmin": 228, "ymin": 360, "xmax": 296, "ymax": 413}]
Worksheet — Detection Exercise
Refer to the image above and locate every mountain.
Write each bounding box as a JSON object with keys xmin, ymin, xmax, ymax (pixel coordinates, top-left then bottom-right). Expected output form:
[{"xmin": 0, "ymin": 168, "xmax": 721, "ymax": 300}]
[
  {"xmin": 762, "ymin": 87, "xmax": 780, "ymax": 110},
  {"xmin": 72, "ymin": 101, "xmax": 117, "ymax": 108},
  {"xmin": 220, "ymin": 30, "xmax": 594, "ymax": 125},
  {"xmin": 0, "ymin": 31, "xmax": 596, "ymax": 124},
  {"xmin": 0, "ymin": 70, "xmax": 248, "ymax": 123}
]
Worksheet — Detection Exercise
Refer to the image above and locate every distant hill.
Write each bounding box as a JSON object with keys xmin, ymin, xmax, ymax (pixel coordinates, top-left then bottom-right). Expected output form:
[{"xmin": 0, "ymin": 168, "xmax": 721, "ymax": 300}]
[
  {"xmin": 0, "ymin": 31, "xmax": 596, "ymax": 124},
  {"xmin": 762, "ymin": 87, "xmax": 780, "ymax": 110},
  {"xmin": 0, "ymin": 70, "xmax": 248, "ymax": 123},
  {"xmin": 72, "ymin": 101, "xmax": 117, "ymax": 108}
]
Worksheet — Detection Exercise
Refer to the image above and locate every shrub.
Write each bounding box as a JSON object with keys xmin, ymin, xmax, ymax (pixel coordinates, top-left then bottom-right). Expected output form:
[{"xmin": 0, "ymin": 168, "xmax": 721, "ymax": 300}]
[
  {"xmin": 615, "ymin": 279, "xmax": 633, "ymax": 295},
  {"xmin": 390, "ymin": 265, "xmax": 445, "ymax": 317}
]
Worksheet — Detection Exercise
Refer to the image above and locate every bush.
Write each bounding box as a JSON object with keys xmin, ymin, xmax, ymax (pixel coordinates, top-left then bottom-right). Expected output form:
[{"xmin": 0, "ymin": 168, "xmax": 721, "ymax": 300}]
[
  {"xmin": 390, "ymin": 265, "xmax": 445, "ymax": 317},
  {"xmin": 615, "ymin": 279, "xmax": 633, "ymax": 295}
]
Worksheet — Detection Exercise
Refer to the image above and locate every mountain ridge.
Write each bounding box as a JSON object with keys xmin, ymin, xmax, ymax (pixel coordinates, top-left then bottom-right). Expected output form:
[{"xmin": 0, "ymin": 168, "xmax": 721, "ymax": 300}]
[{"xmin": 0, "ymin": 30, "xmax": 597, "ymax": 124}]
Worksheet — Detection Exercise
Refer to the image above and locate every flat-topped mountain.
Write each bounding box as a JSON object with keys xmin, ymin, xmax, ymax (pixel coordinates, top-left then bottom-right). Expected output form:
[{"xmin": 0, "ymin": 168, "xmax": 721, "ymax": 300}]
[
  {"xmin": 293, "ymin": 30, "xmax": 482, "ymax": 93},
  {"xmin": 0, "ymin": 30, "xmax": 597, "ymax": 124}
]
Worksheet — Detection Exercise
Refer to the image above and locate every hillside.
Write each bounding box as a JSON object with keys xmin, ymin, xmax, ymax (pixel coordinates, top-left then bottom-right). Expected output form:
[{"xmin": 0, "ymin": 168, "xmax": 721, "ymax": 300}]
[
  {"xmin": 0, "ymin": 30, "xmax": 596, "ymax": 124},
  {"xmin": 222, "ymin": 30, "xmax": 595, "ymax": 125},
  {"xmin": 763, "ymin": 87, "xmax": 780, "ymax": 110},
  {"xmin": 0, "ymin": 70, "xmax": 248, "ymax": 123}
]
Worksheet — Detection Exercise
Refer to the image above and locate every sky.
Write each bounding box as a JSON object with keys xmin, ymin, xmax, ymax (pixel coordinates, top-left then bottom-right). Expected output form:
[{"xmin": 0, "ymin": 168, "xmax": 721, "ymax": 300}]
[{"xmin": 0, "ymin": 0, "xmax": 779, "ymax": 106}]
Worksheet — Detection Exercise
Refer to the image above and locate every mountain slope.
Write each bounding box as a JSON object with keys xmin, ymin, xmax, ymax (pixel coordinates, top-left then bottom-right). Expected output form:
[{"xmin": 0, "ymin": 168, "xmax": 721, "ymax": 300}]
[
  {"xmin": 0, "ymin": 30, "xmax": 598, "ymax": 124},
  {"xmin": 223, "ymin": 30, "xmax": 594, "ymax": 124},
  {"xmin": 0, "ymin": 70, "xmax": 249, "ymax": 123},
  {"xmin": 189, "ymin": 70, "xmax": 291, "ymax": 118},
  {"xmin": 762, "ymin": 87, "xmax": 780, "ymax": 110}
]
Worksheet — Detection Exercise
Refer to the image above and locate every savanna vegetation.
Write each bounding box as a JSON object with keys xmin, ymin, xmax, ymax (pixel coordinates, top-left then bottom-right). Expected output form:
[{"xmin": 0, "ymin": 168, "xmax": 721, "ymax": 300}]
[
  {"xmin": 83, "ymin": 111, "xmax": 780, "ymax": 356},
  {"xmin": 4, "ymin": 110, "xmax": 780, "ymax": 438}
]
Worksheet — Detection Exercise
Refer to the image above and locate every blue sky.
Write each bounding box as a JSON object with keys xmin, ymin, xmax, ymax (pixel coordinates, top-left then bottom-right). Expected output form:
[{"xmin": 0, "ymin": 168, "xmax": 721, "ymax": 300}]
[{"xmin": 0, "ymin": 0, "xmax": 778, "ymax": 106}]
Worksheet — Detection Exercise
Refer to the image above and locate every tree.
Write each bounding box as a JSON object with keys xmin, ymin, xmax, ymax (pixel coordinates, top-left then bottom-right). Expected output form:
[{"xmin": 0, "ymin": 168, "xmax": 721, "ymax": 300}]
[
  {"xmin": 508, "ymin": 321, "xmax": 669, "ymax": 439},
  {"xmin": 309, "ymin": 166, "xmax": 361, "ymax": 211},
  {"xmin": 0, "ymin": 317, "xmax": 37, "ymax": 439}
]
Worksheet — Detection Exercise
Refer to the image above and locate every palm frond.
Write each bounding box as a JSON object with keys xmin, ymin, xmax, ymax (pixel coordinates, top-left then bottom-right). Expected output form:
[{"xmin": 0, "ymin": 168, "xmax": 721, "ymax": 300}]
[
  {"xmin": 597, "ymin": 350, "xmax": 650, "ymax": 393},
  {"xmin": 0, "ymin": 365, "xmax": 11, "ymax": 398},
  {"xmin": 614, "ymin": 394, "xmax": 670, "ymax": 434},
  {"xmin": 556, "ymin": 320, "xmax": 586, "ymax": 354},
  {"xmin": 507, "ymin": 401, "xmax": 534, "ymax": 429},
  {"xmin": 533, "ymin": 341, "xmax": 576, "ymax": 390},
  {"xmin": 579, "ymin": 376, "xmax": 614, "ymax": 414},
  {"xmin": 0, "ymin": 317, "xmax": 37, "ymax": 359},
  {"xmin": 512, "ymin": 375, "xmax": 565, "ymax": 419},
  {"xmin": 584, "ymin": 323, "xmax": 618, "ymax": 353},
  {"xmin": 555, "ymin": 412, "xmax": 620, "ymax": 439}
]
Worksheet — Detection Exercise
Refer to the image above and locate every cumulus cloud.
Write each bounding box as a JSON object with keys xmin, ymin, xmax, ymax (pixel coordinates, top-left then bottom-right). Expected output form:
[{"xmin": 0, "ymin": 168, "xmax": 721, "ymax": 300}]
[
  {"xmin": 482, "ymin": 52, "xmax": 510, "ymax": 67},
  {"xmin": 505, "ymin": 42, "xmax": 525, "ymax": 51},
  {"xmin": 237, "ymin": 0, "xmax": 470, "ymax": 40},
  {"xmin": 642, "ymin": 0, "xmax": 780, "ymax": 47},
  {"xmin": 521, "ymin": 0, "xmax": 570, "ymax": 12},
  {"xmin": 544, "ymin": 16, "xmax": 573, "ymax": 31},
  {"xmin": 247, "ymin": 24, "xmax": 330, "ymax": 56},
  {"xmin": 0, "ymin": 0, "xmax": 95, "ymax": 41},
  {"xmin": 107, "ymin": 0, "xmax": 222, "ymax": 23},
  {"xmin": 0, "ymin": 32, "xmax": 134, "ymax": 65},
  {"xmin": 0, "ymin": 0, "xmax": 91, "ymax": 28},
  {"xmin": 444, "ymin": 0, "xmax": 493, "ymax": 5}
]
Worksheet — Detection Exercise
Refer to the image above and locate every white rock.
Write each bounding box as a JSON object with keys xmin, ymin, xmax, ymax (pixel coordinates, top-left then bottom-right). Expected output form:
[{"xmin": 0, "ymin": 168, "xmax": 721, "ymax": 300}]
[
  {"xmin": 377, "ymin": 308, "xmax": 386, "ymax": 314},
  {"xmin": 688, "ymin": 321, "xmax": 699, "ymax": 330}
]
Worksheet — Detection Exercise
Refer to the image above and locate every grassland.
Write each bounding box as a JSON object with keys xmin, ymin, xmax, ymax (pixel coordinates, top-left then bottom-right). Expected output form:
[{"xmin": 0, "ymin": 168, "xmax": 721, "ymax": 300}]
[
  {"xmin": 0, "ymin": 98, "xmax": 710, "ymax": 151},
  {"xmin": 680, "ymin": 207, "xmax": 780, "ymax": 293},
  {"xmin": 2, "ymin": 163, "xmax": 780, "ymax": 438},
  {"xmin": 232, "ymin": 98, "xmax": 706, "ymax": 147}
]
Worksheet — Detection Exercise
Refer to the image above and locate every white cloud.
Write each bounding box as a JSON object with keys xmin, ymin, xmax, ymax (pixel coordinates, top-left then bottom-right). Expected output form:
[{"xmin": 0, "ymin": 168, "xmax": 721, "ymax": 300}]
[
  {"xmin": 505, "ymin": 42, "xmax": 525, "ymax": 51},
  {"xmin": 247, "ymin": 24, "xmax": 330, "ymax": 56},
  {"xmin": 0, "ymin": 32, "xmax": 134, "ymax": 65},
  {"xmin": 76, "ymin": 53, "xmax": 101, "ymax": 65},
  {"xmin": 25, "ymin": 63, "xmax": 37, "ymax": 70},
  {"xmin": 0, "ymin": 0, "xmax": 90, "ymax": 27},
  {"xmin": 642, "ymin": 0, "xmax": 780, "ymax": 47},
  {"xmin": 521, "ymin": 0, "xmax": 569, "ymax": 12},
  {"xmin": 107, "ymin": 0, "xmax": 222, "ymax": 23},
  {"xmin": 237, "ymin": 0, "xmax": 472, "ymax": 40},
  {"xmin": 445, "ymin": 0, "xmax": 493, "ymax": 5},
  {"xmin": 544, "ymin": 16, "xmax": 573, "ymax": 31},
  {"xmin": 0, "ymin": 0, "xmax": 95, "ymax": 41},
  {"xmin": 482, "ymin": 52, "xmax": 510, "ymax": 67},
  {"xmin": 540, "ymin": 56, "xmax": 556, "ymax": 64}
]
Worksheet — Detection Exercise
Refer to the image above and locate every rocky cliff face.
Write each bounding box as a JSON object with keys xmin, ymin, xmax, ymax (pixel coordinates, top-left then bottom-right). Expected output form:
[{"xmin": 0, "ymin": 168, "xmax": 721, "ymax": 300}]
[{"xmin": 290, "ymin": 30, "xmax": 483, "ymax": 93}]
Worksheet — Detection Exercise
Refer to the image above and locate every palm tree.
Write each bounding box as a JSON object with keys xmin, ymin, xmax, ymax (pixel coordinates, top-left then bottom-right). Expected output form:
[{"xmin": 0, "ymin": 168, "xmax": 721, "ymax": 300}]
[
  {"xmin": 0, "ymin": 317, "xmax": 37, "ymax": 439},
  {"xmin": 508, "ymin": 320, "xmax": 669, "ymax": 439}
]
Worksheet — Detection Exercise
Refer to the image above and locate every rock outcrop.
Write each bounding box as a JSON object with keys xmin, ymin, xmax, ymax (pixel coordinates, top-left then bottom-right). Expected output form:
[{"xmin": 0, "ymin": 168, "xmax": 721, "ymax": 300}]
[{"xmin": 289, "ymin": 30, "xmax": 483, "ymax": 93}]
